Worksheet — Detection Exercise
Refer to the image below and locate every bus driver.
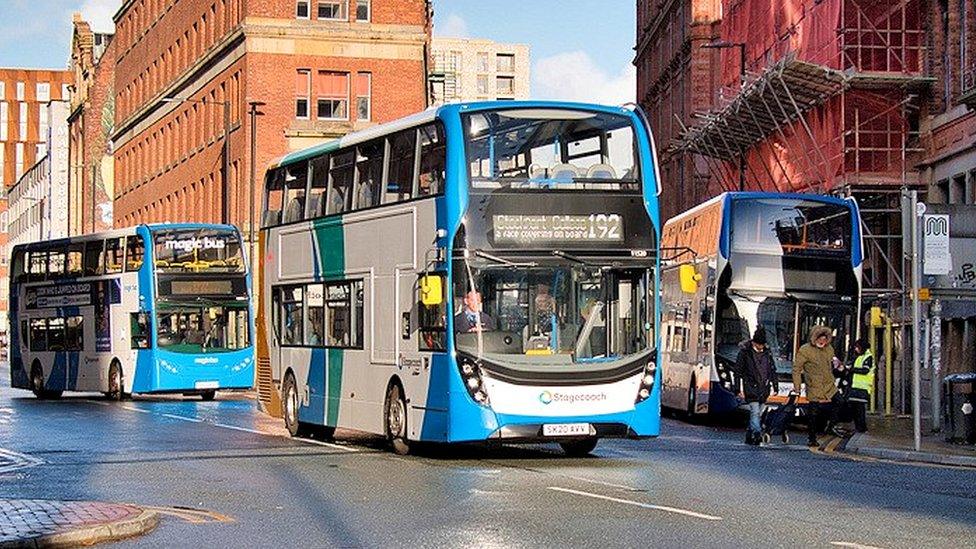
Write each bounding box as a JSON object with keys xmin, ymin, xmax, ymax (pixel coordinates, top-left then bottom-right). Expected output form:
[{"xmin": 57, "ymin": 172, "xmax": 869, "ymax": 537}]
[{"xmin": 454, "ymin": 291, "xmax": 496, "ymax": 332}]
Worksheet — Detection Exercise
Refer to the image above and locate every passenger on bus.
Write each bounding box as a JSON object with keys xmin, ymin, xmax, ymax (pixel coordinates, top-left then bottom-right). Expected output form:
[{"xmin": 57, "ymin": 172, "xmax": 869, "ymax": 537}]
[
  {"xmin": 534, "ymin": 283, "xmax": 557, "ymax": 335},
  {"xmin": 794, "ymin": 325, "xmax": 843, "ymax": 446},
  {"xmin": 454, "ymin": 291, "xmax": 496, "ymax": 332},
  {"xmin": 734, "ymin": 328, "xmax": 777, "ymax": 446}
]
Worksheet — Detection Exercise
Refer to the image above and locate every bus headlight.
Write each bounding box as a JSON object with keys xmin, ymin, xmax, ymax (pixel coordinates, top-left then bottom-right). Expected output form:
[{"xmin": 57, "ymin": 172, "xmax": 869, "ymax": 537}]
[
  {"xmin": 457, "ymin": 357, "xmax": 490, "ymax": 407},
  {"xmin": 635, "ymin": 360, "xmax": 656, "ymax": 404},
  {"xmin": 715, "ymin": 362, "xmax": 736, "ymax": 393}
]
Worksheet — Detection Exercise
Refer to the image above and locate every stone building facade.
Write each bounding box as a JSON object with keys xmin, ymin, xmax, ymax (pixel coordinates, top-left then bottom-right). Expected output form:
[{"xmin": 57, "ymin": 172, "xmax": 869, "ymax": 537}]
[{"xmin": 429, "ymin": 37, "xmax": 530, "ymax": 105}]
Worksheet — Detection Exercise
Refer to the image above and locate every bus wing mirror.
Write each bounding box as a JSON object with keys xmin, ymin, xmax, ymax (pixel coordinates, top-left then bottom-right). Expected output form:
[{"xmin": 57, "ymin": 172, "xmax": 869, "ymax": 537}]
[
  {"xmin": 419, "ymin": 275, "xmax": 443, "ymax": 307},
  {"xmin": 679, "ymin": 264, "xmax": 701, "ymax": 294}
]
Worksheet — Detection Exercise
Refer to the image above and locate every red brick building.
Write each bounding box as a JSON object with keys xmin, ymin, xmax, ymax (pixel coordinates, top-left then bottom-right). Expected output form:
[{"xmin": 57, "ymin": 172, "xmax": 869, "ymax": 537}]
[
  {"xmin": 0, "ymin": 67, "xmax": 72, "ymax": 339},
  {"xmin": 110, "ymin": 0, "xmax": 431, "ymax": 235},
  {"xmin": 68, "ymin": 14, "xmax": 117, "ymax": 236}
]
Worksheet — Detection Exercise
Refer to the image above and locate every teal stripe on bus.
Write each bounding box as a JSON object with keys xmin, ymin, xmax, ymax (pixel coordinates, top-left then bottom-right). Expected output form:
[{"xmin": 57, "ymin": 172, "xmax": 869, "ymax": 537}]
[
  {"xmin": 326, "ymin": 348, "xmax": 343, "ymax": 427},
  {"xmin": 312, "ymin": 217, "xmax": 345, "ymax": 278}
]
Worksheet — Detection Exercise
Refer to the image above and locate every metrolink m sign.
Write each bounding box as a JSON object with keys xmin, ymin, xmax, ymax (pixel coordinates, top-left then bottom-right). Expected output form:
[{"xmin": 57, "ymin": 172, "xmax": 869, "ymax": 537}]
[{"xmin": 923, "ymin": 214, "xmax": 951, "ymax": 275}]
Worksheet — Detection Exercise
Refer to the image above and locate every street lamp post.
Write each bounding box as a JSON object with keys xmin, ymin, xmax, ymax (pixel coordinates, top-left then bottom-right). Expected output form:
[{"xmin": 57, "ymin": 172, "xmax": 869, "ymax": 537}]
[
  {"xmin": 246, "ymin": 101, "xmax": 266, "ymax": 281},
  {"xmin": 162, "ymin": 96, "xmax": 232, "ymax": 224},
  {"xmin": 702, "ymin": 40, "xmax": 748, "ymax": 192}
]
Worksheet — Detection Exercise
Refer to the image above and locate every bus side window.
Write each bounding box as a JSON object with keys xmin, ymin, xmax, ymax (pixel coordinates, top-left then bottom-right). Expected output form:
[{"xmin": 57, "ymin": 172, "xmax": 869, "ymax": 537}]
[
  {"xmin": 418, "ymin": 123, "xmax": 446, "ymax": 197},
  {"xmin": 324, "ymin": 280, "xmax": 363, "ymax": 348},
  {"xmin": 126, "ymin": 235, "xmax": 145, "ymax": 272},
  {"xmin": 130, "ymin": 313, "xmax": 150, "ymax": 349},
  {"xmin": 84, "ymin": 240, "xmax": 104, "ymax": 276},
  {"xmin": 29, "ymin": 319, "xmax": 47, "ymax": 352},
  {"xmin": 47, "ymin": 318, "xmax": 66, "ymax": 351},
  {"xmin": 11, "ymin": 249, "xmax": 25, "ymax": 283},
  {"xmin": 308, "ymin": 155, "xmax": 330, "ymax": 219},
  {"xmin": 67, "ymin": 243, "xmax": 84, "ymax": 277},
  {"xmin": 66, "ymin": 317, "xmax": 84, "ymax": 351},
  {"xmin": 418, "ymin": 273, "xmax": 446, "ymax": 352},
  {"xmin": 328, "ymin": 151, "xmax": 355, "ymax": 215},
  {"xmin": 28, "ymin": 251, "xmax": 48, "ymax": 282},
  {"xmin": 386, "ymin": 129, "xmax": 416, "ymax": 203},
  {"xmin": 105, "ymin": 238, "xmax": 124, "ymax": 274},
  {"xmin": 264, "ymin": 169, "xmax": 285, "ymax": 227},
  {"xmin": 282, "ymin": 161, "xmax": 308, "ymax": 224},
  {"xmin": 355, "ymin": 139, "xmax": 384, "ymax": 210},
  {"xmin": 280, "ymin": 286, "xmax": 304, "ymax": 345}
]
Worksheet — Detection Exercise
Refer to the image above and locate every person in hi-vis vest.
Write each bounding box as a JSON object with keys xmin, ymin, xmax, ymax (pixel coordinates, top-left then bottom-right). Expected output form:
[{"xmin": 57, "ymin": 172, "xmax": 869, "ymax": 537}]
[{"xmin": 847, "ymin": 339, "xmax": 875, "ymax": 433}]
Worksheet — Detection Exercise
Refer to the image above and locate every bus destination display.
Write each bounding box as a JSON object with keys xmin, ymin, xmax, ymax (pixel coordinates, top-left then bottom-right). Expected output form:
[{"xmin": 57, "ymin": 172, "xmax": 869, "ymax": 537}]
[{"xmin": 493, "ymin": 214, "xmax": 623, "ymax": 244}]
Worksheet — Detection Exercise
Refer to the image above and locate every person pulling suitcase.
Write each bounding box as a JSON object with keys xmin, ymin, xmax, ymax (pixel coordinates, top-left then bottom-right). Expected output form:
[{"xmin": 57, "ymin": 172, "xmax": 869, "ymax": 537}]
[{"xmin": 734, "ymin": 328, "xmax": 778, "ymax": 446}]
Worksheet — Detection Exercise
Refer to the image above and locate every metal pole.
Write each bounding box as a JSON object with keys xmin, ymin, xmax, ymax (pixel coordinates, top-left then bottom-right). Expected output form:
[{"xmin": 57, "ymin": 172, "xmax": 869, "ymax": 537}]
[
  {"xmin": 930, "ymin": 299, "xmax": 942, "ymax": 431},
  {"xmin": 910, "ymin": 189, "xmax": 922, "ymax": 451},
  {"xmin": 91, "ymin": 164, "xmax": 96, "ymax": 233},
  {"xmin": 248, "ymin": 102, "xmax": 260, "ymax": 284},
  {"xmin": 222, "ymin": 101, "xmax": 231, "ymax": 225}
]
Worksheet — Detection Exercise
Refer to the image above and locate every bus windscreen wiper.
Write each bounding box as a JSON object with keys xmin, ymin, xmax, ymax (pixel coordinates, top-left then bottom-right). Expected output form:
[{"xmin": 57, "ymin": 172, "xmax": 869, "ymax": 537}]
[
  {"xmin": 552, "ymin": 250, "xmax": 599, "ymax": 266},
  {"xmin": 473, "ymin": 250, "xmax": 537, "ymax": 267}
]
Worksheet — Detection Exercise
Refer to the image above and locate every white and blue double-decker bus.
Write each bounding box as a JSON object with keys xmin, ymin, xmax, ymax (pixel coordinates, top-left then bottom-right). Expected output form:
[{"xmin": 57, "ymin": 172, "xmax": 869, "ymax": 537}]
[
  {"xmin": 258, "ymin": 101, "xmax": 662, "ymax": 455},
  {"xmin": 659, "ymin": 192, "xmax": 863, "ymax": 416},
  {"xmin": 9, "ymin": 224, "xmax": 254, "ymax": 401}
]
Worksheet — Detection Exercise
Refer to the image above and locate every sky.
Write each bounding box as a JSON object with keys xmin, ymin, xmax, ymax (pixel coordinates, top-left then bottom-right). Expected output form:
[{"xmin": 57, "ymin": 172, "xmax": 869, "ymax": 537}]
[{"xmin": 0, "ymin": 0, "xmax": 636, "ymax": 103}]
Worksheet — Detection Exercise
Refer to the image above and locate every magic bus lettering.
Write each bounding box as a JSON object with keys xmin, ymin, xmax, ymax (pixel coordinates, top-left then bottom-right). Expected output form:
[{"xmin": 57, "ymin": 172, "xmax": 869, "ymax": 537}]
[{"xmin": 163, "ymin": 237, "xmax": 227, "ymax": 252}]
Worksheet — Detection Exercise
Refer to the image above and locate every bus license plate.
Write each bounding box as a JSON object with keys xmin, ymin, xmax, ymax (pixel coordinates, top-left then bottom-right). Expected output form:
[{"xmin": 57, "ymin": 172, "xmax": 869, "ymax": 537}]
[
  {"xmin": 543, "ymin": 423, "xmax": 591, "ymax": 437},
  {"xmin": 195, "ymin": 381, "xmax": 219, "ymax": 390}
]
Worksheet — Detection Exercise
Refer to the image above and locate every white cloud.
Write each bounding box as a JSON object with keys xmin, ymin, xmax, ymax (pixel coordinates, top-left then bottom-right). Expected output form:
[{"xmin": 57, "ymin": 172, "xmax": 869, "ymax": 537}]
[
  {"xmin": 79, "ymin": 0, "xmax": 121, "ymax": 33},
  {"xmin": 533, "ymin": 51, "xmax": 636, "ymax": 106},
  {"xmin": 435, "ymin": 13, "xmax": 468, "ymax": 38}
]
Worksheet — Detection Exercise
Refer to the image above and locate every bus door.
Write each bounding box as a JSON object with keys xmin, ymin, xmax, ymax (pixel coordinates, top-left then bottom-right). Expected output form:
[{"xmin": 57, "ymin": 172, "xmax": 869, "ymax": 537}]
[{"xmin": 795, "ymin": 303, "xmax": 855, "ymax": 363}]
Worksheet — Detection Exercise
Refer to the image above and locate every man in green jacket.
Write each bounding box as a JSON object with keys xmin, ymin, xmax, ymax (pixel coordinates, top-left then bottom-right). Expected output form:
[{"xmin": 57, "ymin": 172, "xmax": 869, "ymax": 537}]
[{"xmin": 794, "ymin": 325, "xmax": 842, "ymax": 447}]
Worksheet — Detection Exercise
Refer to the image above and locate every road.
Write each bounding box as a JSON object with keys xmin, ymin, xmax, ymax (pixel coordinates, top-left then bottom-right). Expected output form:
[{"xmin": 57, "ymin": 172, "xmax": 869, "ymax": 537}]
[{"xmin": 1, "ymin": 364, "xmax": 974, "ymax": 548}]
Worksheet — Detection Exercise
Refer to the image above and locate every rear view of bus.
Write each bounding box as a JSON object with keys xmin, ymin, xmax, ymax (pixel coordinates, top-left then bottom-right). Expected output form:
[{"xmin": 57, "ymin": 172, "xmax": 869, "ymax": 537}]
[
  {"xmin": 9, "ymin": 224, "xmax": 253, "ymax": 400},
  {"xmin": 660, "ymin": 193, "xmax": 862, "ymax": 415}
]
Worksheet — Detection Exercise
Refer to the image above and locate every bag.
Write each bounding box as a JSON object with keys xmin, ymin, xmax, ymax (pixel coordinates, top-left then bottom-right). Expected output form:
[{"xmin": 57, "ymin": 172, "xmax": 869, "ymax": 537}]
[{"xmin": 761, "ymin": 393, "xmax": 798, "ymax": 436}]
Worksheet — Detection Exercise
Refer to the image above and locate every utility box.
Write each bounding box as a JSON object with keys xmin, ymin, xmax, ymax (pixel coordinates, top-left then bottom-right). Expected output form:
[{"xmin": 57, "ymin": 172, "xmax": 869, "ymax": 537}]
[{"xmin": 943, "ymin": 373, "xmax": 976, "ymax": 444}]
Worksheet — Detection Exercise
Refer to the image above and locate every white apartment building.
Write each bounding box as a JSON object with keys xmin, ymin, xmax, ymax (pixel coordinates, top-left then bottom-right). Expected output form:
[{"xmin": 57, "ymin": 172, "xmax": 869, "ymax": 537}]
[{"xmin": 429, "ymin": 37, "xmax": 530, "ymax": 104}]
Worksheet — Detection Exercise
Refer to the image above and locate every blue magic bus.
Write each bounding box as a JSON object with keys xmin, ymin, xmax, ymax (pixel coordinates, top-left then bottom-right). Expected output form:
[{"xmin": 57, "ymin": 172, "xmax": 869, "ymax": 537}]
[
  {"xmin": 659, "ymin": 192, "xmax": 862, "ymax": 416},
  {"xmin": 257, "ymin": 101, "xmax": 662, "ymax": 455},
  {"xmin": 9, "ymin": 224, "xmax": 254, "ymax": 401}
]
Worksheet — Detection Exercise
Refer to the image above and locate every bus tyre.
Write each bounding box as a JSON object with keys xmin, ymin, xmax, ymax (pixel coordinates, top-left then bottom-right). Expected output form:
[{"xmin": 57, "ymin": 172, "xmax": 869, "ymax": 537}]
[
  {"xmin": 30, "ymin": 363, "xmax": 61, "ymax": 400},
  {"xmin": 200, "ymin": 390, "xmax": 216, "ymax": 401},
  {"xmin": 385, "ymin": 384, "xmax": 411, "ymax": 455},
  {"xmin": 560, "ymin": 438, "xmax": 598, "ymax": 457},
  {"xmin": 105, "ymin": 362, "xmax": 124, "ymax": 401},
  {"xmin": 282, "ymin": 372, "xmax": 313, "ymax": 438}
]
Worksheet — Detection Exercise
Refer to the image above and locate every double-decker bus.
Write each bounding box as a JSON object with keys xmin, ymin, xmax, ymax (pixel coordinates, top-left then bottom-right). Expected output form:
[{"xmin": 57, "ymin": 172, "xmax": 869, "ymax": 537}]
[
  {"xmin": 258, "ymin": 101, "xmax": 661, "ymax": 455},
  {"xmin": 659, "ymin": 192, "xmax": 862, "ymax": 416},
  {"xmin": 9, "ymin": 224, "xmax": 254, "ymax": 401}
]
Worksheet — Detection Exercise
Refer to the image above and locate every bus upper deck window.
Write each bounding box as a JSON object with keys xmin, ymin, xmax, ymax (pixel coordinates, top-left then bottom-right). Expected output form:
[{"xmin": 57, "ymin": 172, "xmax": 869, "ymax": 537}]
[
  {"xmin": 418, "ymin": 123, "xmax": 446, "ymax": 197},
  {"xmin": 386, "ymin": 129, "xmax": 416, "ymax": 203},
  {"xmin": 283, "ymin": 162, "xmax": 308, "ymax": 224},
  {"xmin": 48, "ymin": 249, "xmax": 67, "ymax": 279},
  {"xmin": 264, "ymin": 170, "xmax": 285, "ymax": 227},
  {"xmin": 126, "ymin": 235, "xmax": 145, "ymax": 272},
  {"xmin": 355, "ymin": 139, "xmax": 384, "ymax": 209},
  {"xmin": 67, "ymin": 244, "xmax": 84, "ymax": 276},
  {"xmin": 105, "ymin": 238, "xmax": 124, "ymax": 274},
  {"xmin": 11, "ymin": 249, "xmax": 25, "ymax": 282},
  {"xmin": 328, "ymin": 151, "xmax": 355, "ymax": 215},
  {"xmin": 84, "ymin": 240, "xmax": 104, "ymax": 276},
  {"xmin": 308, "ymin": 155, "xmax": 330, "ymax": 218},
  {"xmin": 28, "ymin": 251, "xmax": 47, "ymax": 281}
]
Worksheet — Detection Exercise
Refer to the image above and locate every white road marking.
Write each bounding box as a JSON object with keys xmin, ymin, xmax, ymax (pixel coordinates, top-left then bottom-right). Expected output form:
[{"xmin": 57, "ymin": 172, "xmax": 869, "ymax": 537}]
[
  {"xmin": 548, "ymin": 487, "xmax": 723, "ymax": 521},
  {"xmin": 831, "ymin": 542, "xmax": 884, "ymax": 549},
  {"xmin": 162, "ymin": 413, "xmax": 203, "ymax": 422},
  {"xmin": 0, "ymin": 447, "xmax": 44, "ymax": 474},
  {"xmin": 564, "ymin": 475, "xmax": 643, "ymax": 491}
]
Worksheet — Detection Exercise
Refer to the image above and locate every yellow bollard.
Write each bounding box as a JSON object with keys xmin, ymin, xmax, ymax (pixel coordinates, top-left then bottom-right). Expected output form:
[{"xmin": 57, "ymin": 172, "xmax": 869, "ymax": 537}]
[{"xmin": 884, "ymin": 316, "xmax": 893, "ymax": 416}]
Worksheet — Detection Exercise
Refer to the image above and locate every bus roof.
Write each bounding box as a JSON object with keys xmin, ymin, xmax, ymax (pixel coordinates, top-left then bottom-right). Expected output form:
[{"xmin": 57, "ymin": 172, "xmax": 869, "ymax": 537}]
[
  {"xmin": 11, "ymin": 223, "xmax": 239, "ymax": 251},
  {"xmin": 268, "ymin": 100, "xmax": 640, "ymax": 170},
  {"xmin": 664, "ymin": 191, "xmax": 856, "ymax": 230}
]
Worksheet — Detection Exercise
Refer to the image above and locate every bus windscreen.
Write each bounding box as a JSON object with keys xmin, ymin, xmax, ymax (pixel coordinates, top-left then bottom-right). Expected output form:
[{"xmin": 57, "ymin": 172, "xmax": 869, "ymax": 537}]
[
  {"xmin": 153, "ymin": 228, "xmax": 245, "ymax": 273},
  {"xmin": 463, "ymin": 109, "xmax": 640, "ymax": 191},
  {"xmin": 730, "ymin": 199, "xmax": 851, "ymax": 256}
]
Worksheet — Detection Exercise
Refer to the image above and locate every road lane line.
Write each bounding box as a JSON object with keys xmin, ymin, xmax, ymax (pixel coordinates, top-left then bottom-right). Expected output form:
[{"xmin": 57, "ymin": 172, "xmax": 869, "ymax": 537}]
[
  {"xmin": 831, "ymin": 542, "xmax": 884, "ymax": 549},
  {"xmin": 564, "ymin": 475, "xmax": 643, "ymax": 491},
  {"xmin": 0, "ymin": 448, "xmax": 44, "ymax": 474},
  {"xmin": 547, "ymin": 487, "xmax": 722, "ymax": 521},
  {"xmin": 162, "ymin": 413, "xmax": 203, "ymax": 422}
]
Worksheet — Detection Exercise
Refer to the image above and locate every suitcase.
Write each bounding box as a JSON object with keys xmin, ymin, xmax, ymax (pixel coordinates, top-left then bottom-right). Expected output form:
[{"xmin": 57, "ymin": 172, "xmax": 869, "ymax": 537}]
[{"xmin": 761, "ymin": 393, "xmax": 798, "ymax": 443}]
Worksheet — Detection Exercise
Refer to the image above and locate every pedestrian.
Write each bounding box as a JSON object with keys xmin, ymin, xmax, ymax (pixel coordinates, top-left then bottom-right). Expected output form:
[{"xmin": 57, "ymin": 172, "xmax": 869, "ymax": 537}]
[
  {"xmin": 793, "ymin": 325, "xmax": 843, "ymax": 447},
  {"xmin": 734, "ymin": 328, "xmax": 778, "ymax": 446},
  {"xmin": 847, "ymin": 338, "xmax": 875, "ymax": 433}
]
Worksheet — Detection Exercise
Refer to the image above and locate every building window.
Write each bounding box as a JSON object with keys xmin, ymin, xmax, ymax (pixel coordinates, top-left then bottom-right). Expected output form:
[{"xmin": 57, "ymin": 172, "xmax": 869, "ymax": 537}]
[
  {"xmin": 36, "ymin": 82, "xmax": 50, "ymax": 102},
  {"xmin": 477, "ymin": 52, "xmax": 489, "ymax": 73},
  {"xmin": 16, "ymin": 81, "xmax": 24, "ymax": 101},
  {"xmin": 356, "ymin": 72, "xmax": 371, "ymax": 121},
  {"xmin": 295, "ymin": 69, "xmax": 311, "ymax": 119},
  {"xmin": 496, "ymin": 76, "xmax": 515, "ymax": 96},
  {"xmin": 39, "ymin": 103, "xmax": 48, "ymax": 139},
  {"xmin": 61, "ymin": 84, "xmax": 70, "ymax": 100},
  {"xmin": 496, "ymin": 53, "xmax": 515, "ymax": 73},
  {"xmin": 0, "ymin": 102, "xmax": 7, "ymax": 141},
  {"xmin": 296, "ymin": 0, "xmax": 309, "ymax": 18},
  {"xmin": 317, "ymin": 1, "xmax": 346, "ymax": 20},
  {"xmin": 476, "ymin": 75, "xmax": 489, "ymax": 95},
  {"xmin": 316, "ymin": 71, "xmax": 348, "ymax": 120},
  {"xmin": 19, "ymin": 102, "xmax": 27, "ymax": 140},
  {"xmin": 0, "ymin": 82, "xmax": 5, "ymax": 99},
  {"xmin": 355, "ymin": 0, "xmax": 369, "ymax": 21},
  {"xmin": 15, "ymin": 142, "xmax": 24, "ymax": 178}
]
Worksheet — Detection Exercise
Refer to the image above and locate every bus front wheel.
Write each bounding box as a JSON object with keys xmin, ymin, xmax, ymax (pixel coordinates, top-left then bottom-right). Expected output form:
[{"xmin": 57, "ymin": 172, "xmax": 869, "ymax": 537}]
[
  {"xmin": 560, "ymin": 438, "xmax": 598, "ymax": 457},
  {"xmin": 200, "ymin": 390, "xmax": 216, "ymax": 401},
  {"xmin": 385, "ymin": 383, "xmax": 411, "ymax": 455},
  {"xmin": 282, "ymin": 372, "xmax": 313, "ymax": 438},
  {"xmin": 31, "ymin": 363, "xmax": 61, "ymax": 400}
]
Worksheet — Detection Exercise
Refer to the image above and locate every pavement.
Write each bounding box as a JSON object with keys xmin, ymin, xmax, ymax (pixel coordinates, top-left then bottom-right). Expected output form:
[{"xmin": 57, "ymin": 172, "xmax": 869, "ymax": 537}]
[
  {"xmin": 839, "ymin": 414, "xmax": 976, "ymax": 468},
  {"xmin": 0, "ymin": 499, "xmax": 158, "ymax": 548},
  {"xmin": 1, "ymin": 363, "xmax": 975, "ymax": 547}
]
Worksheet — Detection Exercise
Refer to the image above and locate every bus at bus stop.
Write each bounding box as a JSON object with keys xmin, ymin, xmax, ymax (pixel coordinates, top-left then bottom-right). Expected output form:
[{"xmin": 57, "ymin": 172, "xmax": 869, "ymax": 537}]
[
  {"xmin": 8, "ymin": 224, "xmax": 254, "ymax": 401},
  {"xmin": 257, "ymin": 101, "xmax": 662, "ymax": 455}
]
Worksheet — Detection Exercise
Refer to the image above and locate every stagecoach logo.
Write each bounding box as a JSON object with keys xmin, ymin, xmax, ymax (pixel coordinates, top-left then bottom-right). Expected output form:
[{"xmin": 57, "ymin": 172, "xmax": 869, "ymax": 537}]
[
  {"xmin": 164, "ymin": 237, "xmax": 227, "ymax": 252},
  {"xmin": 538, "ymin": 390, "xmax": 607, "ymax": 405}
]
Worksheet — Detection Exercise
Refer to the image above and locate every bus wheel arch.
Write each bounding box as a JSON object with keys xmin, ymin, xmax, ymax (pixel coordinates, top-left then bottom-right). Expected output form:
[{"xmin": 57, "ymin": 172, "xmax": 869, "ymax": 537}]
[
  {"xmin": 384, "ymin": 377, "xmax": 411, "ymax": 455},
  {"xmin": 30, "ymin": 360, "xmax": 61, "ymax": 400},
  {"xmin": 105, "ymin": 359, "xmax": 125, "ymax": 401}
]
